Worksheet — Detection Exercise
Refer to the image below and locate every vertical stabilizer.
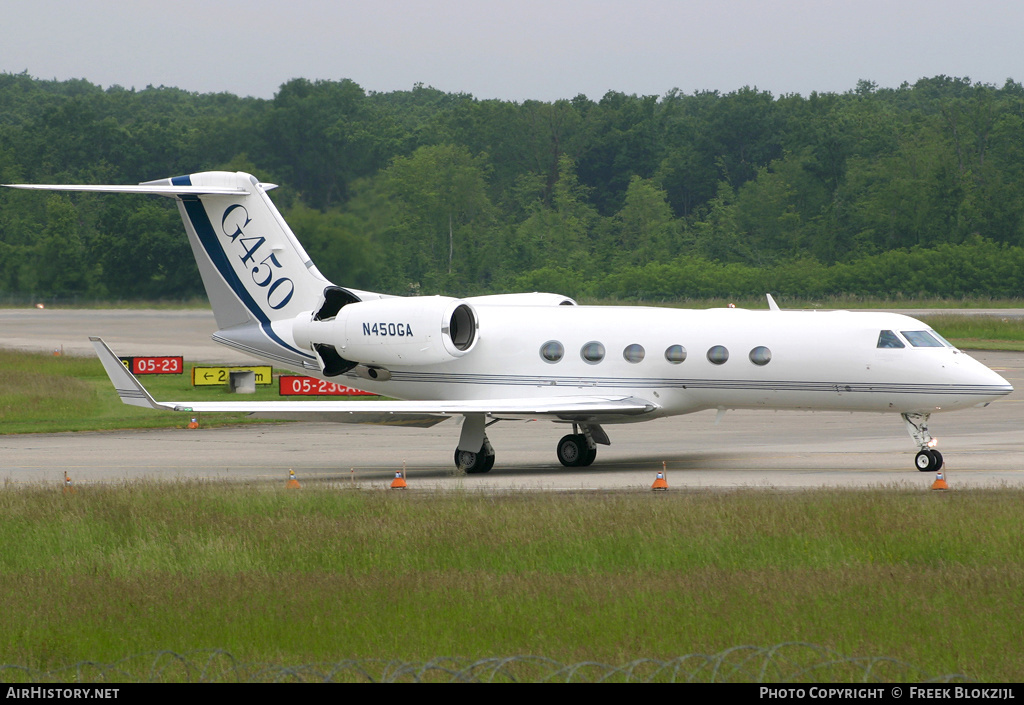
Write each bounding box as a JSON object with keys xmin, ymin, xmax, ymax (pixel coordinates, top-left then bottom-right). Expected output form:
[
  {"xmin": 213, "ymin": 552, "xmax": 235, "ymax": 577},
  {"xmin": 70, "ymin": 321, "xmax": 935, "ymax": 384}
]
[
  {"xmin": 144, "ymin": 172, "xmax": 330, "ymax": 330},
  {"xmin": 128, "ymin": 172, "xmax": 336, "ymax": 366},
  {"xmin": 5, "ymin": 171, "xmax": 382, "ymax": 369}
]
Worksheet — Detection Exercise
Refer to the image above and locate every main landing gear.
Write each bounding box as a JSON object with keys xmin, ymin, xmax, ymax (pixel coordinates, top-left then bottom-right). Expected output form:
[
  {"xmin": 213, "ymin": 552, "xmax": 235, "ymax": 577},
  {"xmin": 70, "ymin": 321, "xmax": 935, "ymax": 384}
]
[
  {"xmin": 556, "ymin": 434, "xmax": 597, "ymax": 467},
  {"xmin": 902, "ymin": 412, "xmax": 944, "ymax": 472},
  {"xmin": 454, "ymin": 434, "xmax": 496, "ymax": 474},
  {"xmin": 454, "ymin": 414, "xmax": 496, "ymax": 473},
  {"xmin": 453, "ymin": 418, "xmax": 608, "ymax": 473},
  {"xmin": 556, "ymin": 423, "xmax": 600, "ymax": 467}
]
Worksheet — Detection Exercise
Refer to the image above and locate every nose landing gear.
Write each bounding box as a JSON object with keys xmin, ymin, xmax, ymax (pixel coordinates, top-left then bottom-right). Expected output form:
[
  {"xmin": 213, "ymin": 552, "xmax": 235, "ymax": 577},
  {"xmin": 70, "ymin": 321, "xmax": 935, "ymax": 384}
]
[
  {"xmin": 903, "ymin": 412, "xmax": 944, "ymax": 472},
  {"xmin": 914, "ymin": 448, "xmax": 944, "ymax": 473}
]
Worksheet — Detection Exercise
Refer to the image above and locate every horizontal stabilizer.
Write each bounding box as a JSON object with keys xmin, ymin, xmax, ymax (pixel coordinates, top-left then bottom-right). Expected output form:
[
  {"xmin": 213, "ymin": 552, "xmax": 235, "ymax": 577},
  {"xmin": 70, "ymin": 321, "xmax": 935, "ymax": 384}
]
[
  {"xmin": 90, "ymin": 338, "xmax": 658, "ymax": 421},
  {"xmin": 4, "ymin": 183, "xmax": 248, "ymax": 196}
]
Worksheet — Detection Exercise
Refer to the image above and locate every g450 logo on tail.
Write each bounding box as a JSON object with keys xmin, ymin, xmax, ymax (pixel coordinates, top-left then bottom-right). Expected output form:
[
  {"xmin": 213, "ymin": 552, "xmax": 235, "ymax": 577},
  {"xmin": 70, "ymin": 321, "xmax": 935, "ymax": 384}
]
[{"xmin": 221, "ymin": 204, "xmax": 294, "ymax": 310}]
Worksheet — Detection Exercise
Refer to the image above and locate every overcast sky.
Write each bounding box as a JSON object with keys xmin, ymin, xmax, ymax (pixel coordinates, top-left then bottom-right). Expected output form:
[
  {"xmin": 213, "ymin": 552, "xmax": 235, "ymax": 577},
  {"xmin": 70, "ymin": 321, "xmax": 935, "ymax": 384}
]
[{"xmin": 2, "ymin": 0, "xmax": 1022, "ymax": 101}]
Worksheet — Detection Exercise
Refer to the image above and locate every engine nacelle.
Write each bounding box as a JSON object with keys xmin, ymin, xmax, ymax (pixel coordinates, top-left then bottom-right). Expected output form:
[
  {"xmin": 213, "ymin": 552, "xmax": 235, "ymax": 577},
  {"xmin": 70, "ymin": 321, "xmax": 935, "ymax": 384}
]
[{"xmin": 293, "ymin": 296, "xmax": 478, "ymax": 371}]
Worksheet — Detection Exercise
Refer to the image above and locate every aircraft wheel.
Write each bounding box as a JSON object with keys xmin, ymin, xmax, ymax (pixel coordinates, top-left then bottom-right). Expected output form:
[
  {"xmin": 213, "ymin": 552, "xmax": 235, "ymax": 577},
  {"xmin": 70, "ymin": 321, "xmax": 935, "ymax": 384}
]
[
  {"xmin": 580, "ymin": 446, "xmax": 597, "ymax": 467},
  {"xmin": 455, "ymin": 448, "xmax": 493, "ymax": 474},
  {"xmin": 915, "ymin": 449, "xmax": 942, "ymax": 472},
  {"xmin": 557, "ymin": 434, "xmax": 587, "ymax": 467}
]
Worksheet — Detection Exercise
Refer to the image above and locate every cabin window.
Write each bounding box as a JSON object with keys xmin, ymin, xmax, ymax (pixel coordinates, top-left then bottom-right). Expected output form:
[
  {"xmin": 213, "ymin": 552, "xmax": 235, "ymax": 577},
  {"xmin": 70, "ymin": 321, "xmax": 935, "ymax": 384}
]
[
  {"xmin": 581, "ymin": 341, "xmax": 606, "ymax": 364},
  {"xmin": 540, "ymin": 340, "xmax": 564, "ymax": 363},
  {"xmin": 623, "ymin": 344, "xmax": 645, "ymax": 363},
  {"xmin": 877, "ymin": 330, "xmax": 905, "ymax": 348},
  {"xmin": 665, "ymin": 345, "xmax": 687, "ymax": 364},
  {"xmin": 707, "ymin": 345, "xmax": 729, "ymax": 365},
  {"xmin": 749, "ymin": 346, "xmax": 772, "ymax": 366},
  {"xmin": 901, "ymin": 330, "xmax": 944, "ymax": 348}
]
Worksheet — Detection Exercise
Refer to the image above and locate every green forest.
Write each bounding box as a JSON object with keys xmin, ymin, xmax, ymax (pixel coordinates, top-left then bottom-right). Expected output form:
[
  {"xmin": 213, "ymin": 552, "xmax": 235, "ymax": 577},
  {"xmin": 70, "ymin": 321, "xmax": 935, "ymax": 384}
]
[{"xmin": 2, "ymin": 71, "xmax": 1024, "ymax": 303}]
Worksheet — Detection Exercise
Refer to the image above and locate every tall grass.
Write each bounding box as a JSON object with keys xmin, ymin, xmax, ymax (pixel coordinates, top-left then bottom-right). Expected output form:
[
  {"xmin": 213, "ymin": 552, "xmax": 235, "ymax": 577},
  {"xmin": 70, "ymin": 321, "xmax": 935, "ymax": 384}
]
[{"xmin": 1, "ymin": 484, "xmax": 1021, "ymax": 679}]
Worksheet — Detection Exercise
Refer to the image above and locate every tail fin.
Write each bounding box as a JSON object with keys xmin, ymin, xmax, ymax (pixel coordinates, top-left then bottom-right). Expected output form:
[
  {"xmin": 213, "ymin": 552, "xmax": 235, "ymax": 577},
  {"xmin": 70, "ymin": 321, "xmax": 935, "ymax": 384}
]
[
  {"xmin": 152, "ymin": 171, "xmax": 325, "ymax": 321},
  {"xmin": 8, "ymin": 171, "xmax": 376, "ymax": 369}
]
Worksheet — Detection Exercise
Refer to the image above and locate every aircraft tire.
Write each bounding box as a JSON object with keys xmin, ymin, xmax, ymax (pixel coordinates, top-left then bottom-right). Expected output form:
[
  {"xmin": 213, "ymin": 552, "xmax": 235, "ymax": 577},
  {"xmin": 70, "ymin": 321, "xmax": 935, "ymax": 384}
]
[
  {"xmin": 455, "ymin": 448, "xmax": 493, "ymax": 474},
  {"xmin": 557, "ymin": 434, "xmax": 587, "ymax": 467},
  {"xmin": 915, "ymin": 449, "xmax": 943, "ymax": 472},
  {"xmin": 580, "ymin": 446, "xmax": 597, "ymax": 467}
]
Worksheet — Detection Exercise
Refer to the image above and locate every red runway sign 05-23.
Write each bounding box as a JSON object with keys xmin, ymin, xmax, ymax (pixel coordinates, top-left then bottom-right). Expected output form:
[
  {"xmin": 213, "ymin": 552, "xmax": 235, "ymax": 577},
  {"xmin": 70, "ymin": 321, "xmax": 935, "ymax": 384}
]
[{"xmin": 118, "ymin": 356, "xmax": 183, "ymax": 375}]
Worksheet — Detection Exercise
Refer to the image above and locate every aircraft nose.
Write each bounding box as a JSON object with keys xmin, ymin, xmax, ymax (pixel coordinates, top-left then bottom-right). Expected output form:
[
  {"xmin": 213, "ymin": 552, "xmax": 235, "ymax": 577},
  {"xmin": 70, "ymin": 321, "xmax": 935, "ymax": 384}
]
[{"xmin": 961, "ymin": 355, "xmax": 1014, "ymax": 402}]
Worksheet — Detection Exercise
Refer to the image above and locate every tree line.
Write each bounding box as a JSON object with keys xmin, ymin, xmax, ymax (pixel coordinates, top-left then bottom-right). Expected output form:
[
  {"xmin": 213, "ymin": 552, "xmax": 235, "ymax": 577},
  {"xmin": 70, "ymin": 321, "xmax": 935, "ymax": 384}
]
[{"xmin": 2, "ymin": 72, "xmax": 1024, "ymax": 302}]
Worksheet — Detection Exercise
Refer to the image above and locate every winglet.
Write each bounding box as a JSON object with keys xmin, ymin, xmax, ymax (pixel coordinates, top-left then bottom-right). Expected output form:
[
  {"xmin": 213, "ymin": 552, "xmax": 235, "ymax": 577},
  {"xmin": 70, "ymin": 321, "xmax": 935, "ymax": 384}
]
[
  {"xmin": 766, "ymin": 293, "xmax": 781, "ymax": 311},
  {"xmin": 89, "ymin": 337, "xmax": 173, "ymax": 410}
]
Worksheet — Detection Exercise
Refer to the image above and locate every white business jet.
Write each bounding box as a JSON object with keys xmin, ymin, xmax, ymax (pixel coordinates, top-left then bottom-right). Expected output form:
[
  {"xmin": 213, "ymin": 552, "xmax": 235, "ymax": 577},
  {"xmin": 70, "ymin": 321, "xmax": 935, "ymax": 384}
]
[{"xmin": 7, "ymin": 171, "xmax": 1013, "ymax": 473}]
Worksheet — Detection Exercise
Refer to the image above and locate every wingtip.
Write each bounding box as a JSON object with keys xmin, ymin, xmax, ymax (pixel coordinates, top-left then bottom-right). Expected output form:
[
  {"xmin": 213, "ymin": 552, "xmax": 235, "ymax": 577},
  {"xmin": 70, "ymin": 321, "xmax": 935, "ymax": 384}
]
[{"xmin": 89, "ymin": 337, "xmax": 167, "ymax": 410}]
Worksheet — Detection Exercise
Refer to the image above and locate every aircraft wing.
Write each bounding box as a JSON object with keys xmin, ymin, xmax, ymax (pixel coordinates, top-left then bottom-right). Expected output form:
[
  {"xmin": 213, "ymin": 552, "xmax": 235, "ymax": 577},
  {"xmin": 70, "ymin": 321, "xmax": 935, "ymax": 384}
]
[{"xmin": 90, "ymin": 337, "xmax": 658, "ymax": 422}]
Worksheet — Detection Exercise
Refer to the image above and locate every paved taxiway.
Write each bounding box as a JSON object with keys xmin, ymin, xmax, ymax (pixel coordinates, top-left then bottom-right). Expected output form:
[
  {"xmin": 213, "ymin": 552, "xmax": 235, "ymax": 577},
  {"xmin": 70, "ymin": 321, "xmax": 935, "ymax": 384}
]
[{"xmin": 2, "ymin": 309, "xmax": 1022, "ymax": 490}]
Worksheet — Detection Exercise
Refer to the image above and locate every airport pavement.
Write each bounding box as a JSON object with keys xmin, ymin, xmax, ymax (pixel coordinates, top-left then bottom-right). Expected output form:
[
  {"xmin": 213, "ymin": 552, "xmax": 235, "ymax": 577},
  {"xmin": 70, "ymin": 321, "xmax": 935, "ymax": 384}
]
[{"xmin": 1, "ymin": 309, "xmax": 1021, "ymax": 489}]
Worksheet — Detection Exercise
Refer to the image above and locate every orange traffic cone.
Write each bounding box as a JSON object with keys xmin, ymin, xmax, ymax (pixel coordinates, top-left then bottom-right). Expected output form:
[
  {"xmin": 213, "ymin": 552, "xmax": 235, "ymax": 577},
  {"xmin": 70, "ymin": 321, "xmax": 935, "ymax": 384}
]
[
  {"xmin": 390, "ymin": 470, "xmax": 408, "ymax": 489},
  {"xmin": 286, "ymin": 469, "xmax": 301, "ymax": 489},
  {"xmin": 652, "ymin": 462, "xmax": 668, "ymax": 491},
  {"xmin": 187, "ymin": 416, "xmax": 199, "ymax": 429},
  {"xmin": 63, "ymin": 472, "xmax": 76, "ymax": 494},
  {"xmin": 931, "ymin": 470, "xmax": 948, "ymax": 491}
]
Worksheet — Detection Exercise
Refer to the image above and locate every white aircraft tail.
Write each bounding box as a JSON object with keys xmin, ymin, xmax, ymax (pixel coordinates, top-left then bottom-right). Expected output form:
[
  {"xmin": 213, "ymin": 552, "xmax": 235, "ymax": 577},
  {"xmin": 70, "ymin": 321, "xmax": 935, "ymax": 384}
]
[
  {"xmin": 152, "ymin": 172, "xmax": 335, "ymax": 366},
  {"xmin": 153, "ymin": 172, "xmax": 326, "ymax": 328},
  {"xmin": 8, "ymin": 171, "xmax": 381, "ymax": 368}
]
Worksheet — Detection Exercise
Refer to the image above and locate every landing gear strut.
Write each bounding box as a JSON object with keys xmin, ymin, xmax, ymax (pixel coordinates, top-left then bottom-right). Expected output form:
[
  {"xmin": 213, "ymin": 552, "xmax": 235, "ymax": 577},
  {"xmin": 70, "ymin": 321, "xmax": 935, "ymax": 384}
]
[{"xmin": 903, "ymin": 412, "xmax": 944, "ymax": 472}]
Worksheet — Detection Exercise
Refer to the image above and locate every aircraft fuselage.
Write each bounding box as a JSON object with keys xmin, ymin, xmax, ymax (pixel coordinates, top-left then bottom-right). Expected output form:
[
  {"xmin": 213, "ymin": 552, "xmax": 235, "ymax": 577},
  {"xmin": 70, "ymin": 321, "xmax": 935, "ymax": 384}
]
[{"xmin": 298, "ymin": 305, "xmax": 1011, "ymax": 419}]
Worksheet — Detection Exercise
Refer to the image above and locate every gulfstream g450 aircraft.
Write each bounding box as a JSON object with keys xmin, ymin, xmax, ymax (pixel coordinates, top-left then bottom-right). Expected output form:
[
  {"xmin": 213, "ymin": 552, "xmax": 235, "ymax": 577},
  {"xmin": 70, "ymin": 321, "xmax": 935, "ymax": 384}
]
[{"xmin": 7, "ymin": 171, "xmax": 1013, "ymax": 473}]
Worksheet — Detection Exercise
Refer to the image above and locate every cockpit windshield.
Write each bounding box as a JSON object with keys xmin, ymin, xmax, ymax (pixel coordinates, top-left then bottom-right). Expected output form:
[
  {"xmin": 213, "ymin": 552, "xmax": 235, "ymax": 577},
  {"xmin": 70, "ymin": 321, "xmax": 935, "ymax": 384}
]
[
  {"xmin": 901, "ymin": 330, "xmax": 944, "ymax": 347},
  {"xmin": 877, "ymin": 330, "xmax": 905, "ymax": 348}
]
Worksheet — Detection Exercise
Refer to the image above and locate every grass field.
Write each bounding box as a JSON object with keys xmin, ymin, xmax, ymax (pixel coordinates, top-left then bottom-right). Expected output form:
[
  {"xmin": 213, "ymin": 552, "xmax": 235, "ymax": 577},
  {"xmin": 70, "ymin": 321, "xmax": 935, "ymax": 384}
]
[
  {"xmin": 0, "ymin": 484, "xmax": 1021, "ymax": 681},
  {"xmin": 0, "ymin": 348, "xmax": 366, "ymax": 434}
]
